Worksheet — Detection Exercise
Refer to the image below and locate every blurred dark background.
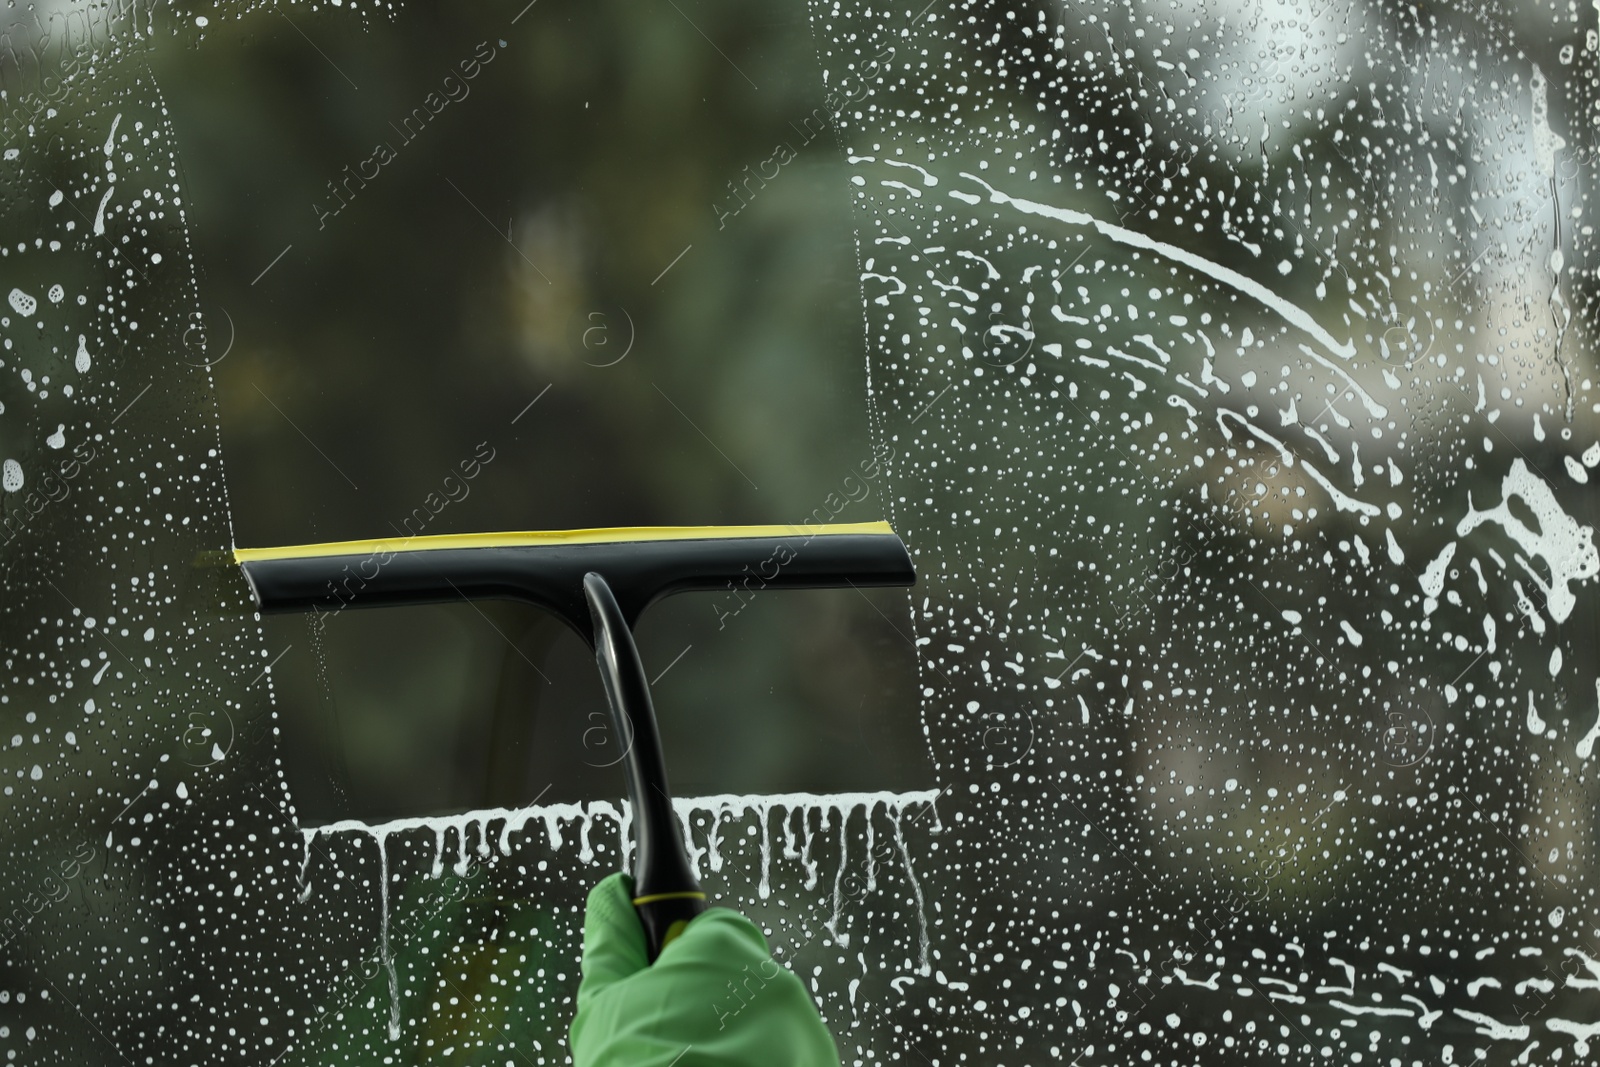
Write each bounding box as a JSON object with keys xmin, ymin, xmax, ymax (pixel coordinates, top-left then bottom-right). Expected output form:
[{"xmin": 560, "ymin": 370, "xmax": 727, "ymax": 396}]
[{"xmin": 153, "ymin": 1, "xmax": 929, "ymax": 821}]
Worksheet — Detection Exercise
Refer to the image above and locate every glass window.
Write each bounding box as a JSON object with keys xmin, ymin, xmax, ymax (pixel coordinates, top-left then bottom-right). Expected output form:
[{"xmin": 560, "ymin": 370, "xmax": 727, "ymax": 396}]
[{"xmin": 4, "ymin": 0, "xmax": 1597, "ymax": 1063}]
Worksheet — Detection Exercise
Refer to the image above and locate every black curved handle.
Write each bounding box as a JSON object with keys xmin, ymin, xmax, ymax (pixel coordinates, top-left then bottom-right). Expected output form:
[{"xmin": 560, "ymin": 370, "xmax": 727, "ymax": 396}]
[{"xmin": 582, "ymin": 571, "xmax": 706, "ymax": 961}]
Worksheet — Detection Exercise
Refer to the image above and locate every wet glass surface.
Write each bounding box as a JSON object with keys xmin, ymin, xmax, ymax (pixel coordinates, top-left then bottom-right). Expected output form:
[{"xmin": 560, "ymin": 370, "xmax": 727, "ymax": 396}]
[{"xmin": 4, "ymin": 0, "xmax": 1600, "ymax": 1063}]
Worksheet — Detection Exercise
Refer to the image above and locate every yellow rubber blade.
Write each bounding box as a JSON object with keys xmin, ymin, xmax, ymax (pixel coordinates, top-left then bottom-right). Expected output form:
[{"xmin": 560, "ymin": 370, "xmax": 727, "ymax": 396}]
[{"xmin": 233, "ymin": 521, "xmax": 897, "ymax": 564}]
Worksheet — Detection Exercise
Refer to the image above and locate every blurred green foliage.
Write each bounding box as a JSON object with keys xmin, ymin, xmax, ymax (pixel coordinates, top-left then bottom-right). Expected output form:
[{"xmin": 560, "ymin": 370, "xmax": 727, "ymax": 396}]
[{"xmin": 146, "ymin": 0, "xmax": 927, "ymax": 820}]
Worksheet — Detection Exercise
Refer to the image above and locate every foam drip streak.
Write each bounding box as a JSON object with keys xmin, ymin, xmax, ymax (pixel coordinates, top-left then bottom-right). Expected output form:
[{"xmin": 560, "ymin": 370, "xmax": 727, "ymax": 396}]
[
  {"xmin": 826, "ymin": 806, "xmax": 850, "ymax": 947},
  {"xmin": 889, "ymin": 805, "xmax": 931, "ymax": 972},
  {"xmin": 864, "ymin": 799, "xmax": 878, "ymax": 893},
  {"xmin": 375, "ymin": 829, "xmax": 400, "ymax": 1041},
  {"xmin": 798, "ymin": 806, "xmax": 820, "ymax": 889},
  {"xmin": 758, "ymin": 801, "xmax": 773, "ymax": 899},
  {"xmin": 297, "ymin": 832, "xmax": 315, "ymax": 903}
]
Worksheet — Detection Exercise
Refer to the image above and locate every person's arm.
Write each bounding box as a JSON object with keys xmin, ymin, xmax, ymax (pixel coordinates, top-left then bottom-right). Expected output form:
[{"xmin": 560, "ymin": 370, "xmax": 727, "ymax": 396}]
[{"xmin": 570, "ymin": 872, "xmax": 842, "ymax": 1066}]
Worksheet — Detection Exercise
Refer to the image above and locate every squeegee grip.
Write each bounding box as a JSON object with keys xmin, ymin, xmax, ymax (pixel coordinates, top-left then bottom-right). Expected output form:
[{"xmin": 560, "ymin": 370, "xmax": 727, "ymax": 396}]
[{"xmin": 582, "ymin": 571, "xmax": 707, "ymax": 962}]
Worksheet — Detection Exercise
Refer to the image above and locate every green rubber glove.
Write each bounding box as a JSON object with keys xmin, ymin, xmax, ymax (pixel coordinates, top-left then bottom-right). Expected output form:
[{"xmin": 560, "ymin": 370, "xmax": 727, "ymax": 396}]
[{"xmin": 570, "ymin": 872, "xmax": 842, "ymax": 1067}]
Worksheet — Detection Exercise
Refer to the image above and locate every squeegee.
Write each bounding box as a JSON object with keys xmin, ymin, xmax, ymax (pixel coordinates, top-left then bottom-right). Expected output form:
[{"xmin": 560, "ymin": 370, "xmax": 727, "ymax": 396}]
[{"xmin": 234, "ymin": 521, "xmax": 916, "ymax": 960}]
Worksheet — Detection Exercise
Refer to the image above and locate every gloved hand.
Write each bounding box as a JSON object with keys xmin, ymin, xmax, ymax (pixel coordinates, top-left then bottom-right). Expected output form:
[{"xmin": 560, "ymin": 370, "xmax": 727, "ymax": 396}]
[{"xmin": 569, "ymin": 872, "xmax": 842, "ymax": 1066}]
